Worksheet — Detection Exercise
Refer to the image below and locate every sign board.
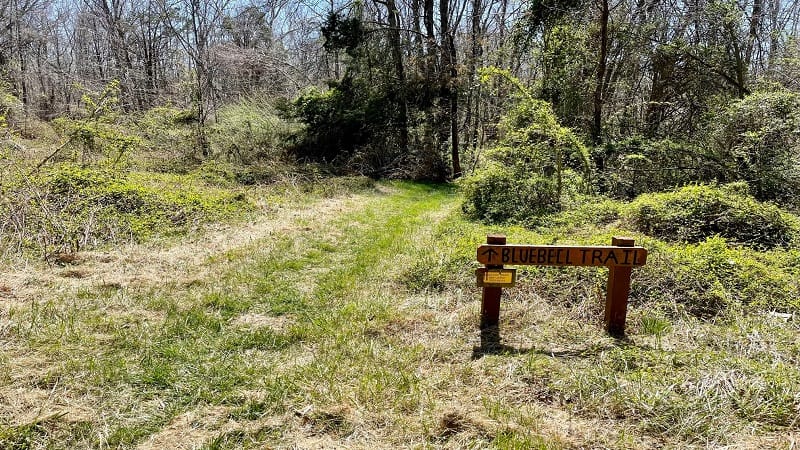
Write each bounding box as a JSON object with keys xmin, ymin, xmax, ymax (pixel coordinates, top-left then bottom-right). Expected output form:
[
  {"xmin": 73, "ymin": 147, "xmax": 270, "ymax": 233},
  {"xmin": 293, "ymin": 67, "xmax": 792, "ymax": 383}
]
[
  {"xmin": 476, "ymin": 268, "xmax": 516, "ymax": 287},
  {"xmin": 477, "ymin": 244, "xmax": 647, "ymax": 267},
  {"xmin": 476, "ymin": 235, "xmax": 647, "ymax": 336}
]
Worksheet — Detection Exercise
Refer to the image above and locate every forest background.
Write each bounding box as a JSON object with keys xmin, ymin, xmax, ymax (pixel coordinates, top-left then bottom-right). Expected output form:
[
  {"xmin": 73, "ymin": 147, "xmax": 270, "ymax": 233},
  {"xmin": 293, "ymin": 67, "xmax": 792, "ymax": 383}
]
[{"xmin": 2, "ymin": 0, "xmax": 800, "ymax": 187}]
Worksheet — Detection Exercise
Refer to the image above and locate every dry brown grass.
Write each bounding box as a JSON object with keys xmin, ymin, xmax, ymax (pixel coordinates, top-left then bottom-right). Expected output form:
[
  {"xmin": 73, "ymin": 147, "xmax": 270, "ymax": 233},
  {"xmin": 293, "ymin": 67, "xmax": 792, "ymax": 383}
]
[
  {"xmin": 0, "ymin": 188, "xmax": 374, "ymax": 448},
  {"xmin": 0, "ymin": 195, "xmax": 358, "ymax": 305}
]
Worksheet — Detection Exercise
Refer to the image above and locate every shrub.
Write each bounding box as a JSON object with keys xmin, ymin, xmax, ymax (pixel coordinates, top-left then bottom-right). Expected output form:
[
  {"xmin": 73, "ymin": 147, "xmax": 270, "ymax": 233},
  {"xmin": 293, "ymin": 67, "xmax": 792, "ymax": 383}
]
[
  {"xmin": 704, "ymin": 89, "xmax": 800, "ymax": 204},
  {"xmin": 624, "ymin": 184, "xmax": 798, "ymax": 249},
  {"xmin": 291, "ymin": 78, "xmax": 406, "ymax": 176},
  {"xmin": 594, "ymin": 137, "xmax": 711, "ymax": 198},
  {"xmin": 0, "ymin": 164, "xmax": 251, "ymax": 257},
  {"xmin": 461, "ymin": 162, "xmax": 561, "ymax": 224},
  {"xmin": 0, "ymin": 82, "xmax": 23, "ymax": 129},
  {"xmin": 133, "ymin": 106, "xmax": 197, "ymax": 162},
  {"xmin": 631, "ymin": 237, "xmax": 800, "ymax": 317},
  {"xmin": 188, "ymin": 159, "xmax": 297, "ymax": 186},
  {"xmin": 209, "ymin": 100, "xmax": 295, "ymax": 163},
  {"xmin": 462, "ymin": 69, "xmax": 591, "ymax": 225},
  {"xmin": 52, "ymin": 117, "xmax": 141, "ymax": 167},
  {"xmin": 50, "ymin": 81, "xmax": 141, "ymax": 167}
]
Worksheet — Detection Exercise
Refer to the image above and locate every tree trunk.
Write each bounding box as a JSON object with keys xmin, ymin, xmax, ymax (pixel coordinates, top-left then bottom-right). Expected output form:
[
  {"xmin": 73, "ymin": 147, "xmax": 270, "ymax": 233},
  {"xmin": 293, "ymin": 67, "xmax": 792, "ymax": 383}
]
[
  {"xmin": 592, "ymin": 0, "xmax": 609, "ymax": 144},
  {"xmin": 449, "ymin": 34, "xmax": 461, "ymax": 178},
  {"xmin": 440, "ymin": 0, "xmax": 461, "ymax": 178},
  {"xmin": 746, "ymin": 0, "xmax": 763, "ymax": 73},
  {"xmin": 382, "ymin": 0, "xmax": 409, "ymax": 154},
  {"xmin": 464, "ymin": 0, "xmax": 483, "ymax": 174}
]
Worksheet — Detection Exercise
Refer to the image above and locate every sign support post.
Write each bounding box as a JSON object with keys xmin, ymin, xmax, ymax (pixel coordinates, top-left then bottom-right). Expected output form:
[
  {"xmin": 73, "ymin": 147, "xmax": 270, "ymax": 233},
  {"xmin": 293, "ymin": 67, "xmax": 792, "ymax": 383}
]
[
  {"xmin": 480, "ymin": 234, "xmax": 506, "ymax": 329},
  {"xmin": 605, "ymin": 237, "xmax": 634, "ymax": 336}
]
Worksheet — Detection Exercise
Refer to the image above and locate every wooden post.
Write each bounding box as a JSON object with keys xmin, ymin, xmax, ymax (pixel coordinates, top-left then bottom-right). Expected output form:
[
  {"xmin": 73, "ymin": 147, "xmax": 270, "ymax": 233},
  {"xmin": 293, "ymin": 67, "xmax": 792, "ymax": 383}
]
[
  {"xmin": 605, "ymin": 236, "xmax": 634, "ymax": 336},
  {"xmin": 480, "ymin": 234, "xmax": 506, "ymax": 329}
]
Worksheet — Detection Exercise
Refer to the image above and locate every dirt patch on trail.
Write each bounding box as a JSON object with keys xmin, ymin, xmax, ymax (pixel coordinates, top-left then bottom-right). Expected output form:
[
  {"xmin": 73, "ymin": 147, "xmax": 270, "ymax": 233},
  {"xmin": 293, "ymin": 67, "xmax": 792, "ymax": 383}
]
[{"xmin": 0, "ymin": 194, "xmax": 365, "ymax": 305}]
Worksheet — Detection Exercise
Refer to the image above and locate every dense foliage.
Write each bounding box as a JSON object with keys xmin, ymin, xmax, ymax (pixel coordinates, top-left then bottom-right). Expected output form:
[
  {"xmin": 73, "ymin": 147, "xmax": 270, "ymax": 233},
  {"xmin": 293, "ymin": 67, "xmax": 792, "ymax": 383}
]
[
  {"xmin": 462, "ymin": 69, "xmax": 590, "ymax": 223},
  {"xmin": 3, "ymin": 0, "xmax": 800, "ymax": 185},
  {"xmin": 463, "ymin": 86, "xmax": 800, "ymax": 246},
  {"xmin": 624, "ymin": 184, "xmax": 798, "ymax": 249},
  {"xmin": 292, "ymin": 78, "xmax": 406, "ymax": 176},
  {"xmin": 0, "ymin": 165, "xmax": 250, "ymax": 258},
  {"xmin": 704, "ymin": 90, "xmax": 800, "ymax": 203}
]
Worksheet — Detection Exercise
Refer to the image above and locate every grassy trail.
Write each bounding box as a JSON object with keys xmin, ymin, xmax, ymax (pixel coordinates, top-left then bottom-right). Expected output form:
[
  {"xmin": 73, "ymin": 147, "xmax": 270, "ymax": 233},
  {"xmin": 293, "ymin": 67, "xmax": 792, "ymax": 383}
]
[{"xmin": 0, "ymin": 182, "xmax": 474, "ymax": 449}]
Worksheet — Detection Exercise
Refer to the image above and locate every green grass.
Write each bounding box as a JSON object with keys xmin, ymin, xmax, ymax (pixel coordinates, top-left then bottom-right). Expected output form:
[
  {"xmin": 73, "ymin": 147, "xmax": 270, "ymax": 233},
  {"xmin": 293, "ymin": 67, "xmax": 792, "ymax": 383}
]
[
  {"xmin": 3, "ymin": 179, "xmax": 799, "ymax": 448},
  {"xmin": 3, "ymin": 181, "xmax": 485, "ymax": 448}
]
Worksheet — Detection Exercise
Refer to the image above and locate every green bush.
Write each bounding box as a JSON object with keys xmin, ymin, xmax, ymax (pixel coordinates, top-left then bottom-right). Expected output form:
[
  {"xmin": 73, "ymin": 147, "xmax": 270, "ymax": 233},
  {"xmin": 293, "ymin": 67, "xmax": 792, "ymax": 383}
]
[
  {"xmin": 0, "ymin": 164, "xmax": 251, "ymax": 257},
  {"xmin": 132, "ymin": 106, "xmax": 197, "ymax": 162},
  {"xmin": 209, "ymin": 100, "xmax": 295, "ymax": 163},
  {"xmin": 291, "ymin": 80, "xmax": 406, "ymax": 176},
  {"xmin": 594, "ymin": 138, "xmax": 711, "ymax": 198},
  {"xmin": 631, "ymin": 237, "xmax": 800, "ymax": 317},
  {"xmin": 51, "ymin": 81, "xmax": 141, "ymax": 167},
  {"xmin": 0, "ymin": 81, "xmax": 23, "ymax": 129},
  {"xmin": 624, "ymin": 184, "xmax": 798, "ymax": 249},
  {"xmin": 462, "ymin": 71, "xmax": 591, "ymax": 225},
  {"xmin": 188, "ymin": 159, "xmax": 297, "ymax": 186},
  {"xmin": 704, "ymin": 89, "xmax": 800, "ymax": 203},
  {"xmin": 461, "ymin": 162, "xmax": 561, "ymax": 224}
]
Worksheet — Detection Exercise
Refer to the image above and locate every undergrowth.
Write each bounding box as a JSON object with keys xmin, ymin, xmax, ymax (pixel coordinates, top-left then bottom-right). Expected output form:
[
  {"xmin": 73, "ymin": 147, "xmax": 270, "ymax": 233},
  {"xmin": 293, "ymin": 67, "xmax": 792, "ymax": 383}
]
[
  {"xmin": 625, "ymin": 183, "xmax": 798, "ymax": 249},
  {"xmin": 0, "ymin": 164, "xmax": 251, "ymax": 258}
]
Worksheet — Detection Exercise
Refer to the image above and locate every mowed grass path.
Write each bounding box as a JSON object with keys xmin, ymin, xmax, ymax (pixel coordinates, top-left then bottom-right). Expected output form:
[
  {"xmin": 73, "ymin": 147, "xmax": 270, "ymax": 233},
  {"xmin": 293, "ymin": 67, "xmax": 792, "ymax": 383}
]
[{"xmin": 1, "ymin": 181, "xmax": 493, "ymax": 449}]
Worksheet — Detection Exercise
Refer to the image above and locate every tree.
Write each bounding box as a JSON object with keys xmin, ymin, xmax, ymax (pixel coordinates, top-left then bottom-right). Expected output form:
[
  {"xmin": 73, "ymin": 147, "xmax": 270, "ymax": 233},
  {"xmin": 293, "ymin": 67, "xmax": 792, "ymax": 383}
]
[{"xmin": 158, "ymin": 0, "xmax": 230, "ymax": 157}]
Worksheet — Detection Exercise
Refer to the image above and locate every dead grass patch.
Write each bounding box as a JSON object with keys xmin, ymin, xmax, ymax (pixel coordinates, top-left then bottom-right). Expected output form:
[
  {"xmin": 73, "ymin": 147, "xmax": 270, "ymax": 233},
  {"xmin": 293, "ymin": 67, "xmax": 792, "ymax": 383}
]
[
  {"xmin": 60, "ymin": 269, "xmax": 90, "ymax": 278},
  {"xmin": 135, "ymin": 406, "xmax": 231, "ymax": 450},
  {"xmin": 233, "ymin": 313, "xmax": 293, "ymax": 332}
]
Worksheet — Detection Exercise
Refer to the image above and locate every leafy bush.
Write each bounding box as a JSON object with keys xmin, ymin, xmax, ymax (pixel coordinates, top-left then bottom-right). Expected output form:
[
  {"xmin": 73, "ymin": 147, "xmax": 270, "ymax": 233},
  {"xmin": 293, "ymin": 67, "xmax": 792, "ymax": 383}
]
[
  {"xmin": 594, "ymin": 137, "xmax": 711, "ymax": 198},
  {"xmin": 51, "ymin": 81, "xmax": 141, "ymax": 167},
  {"xmin": 0, "ymin": 81, "xmax": 23, "ymax": 129},
  {"xmin": 631, "ymin": 237, "xmax": 800, "ymax": 317},
  {"xmin": 624, "ymin": 184, "xmax": 798, "ymax": 249},
  {"xmin": 704, "ymin": 89, "xmax": 800, "ymax": 203},
  {"xmin": 188, "ymin": 159, "xmax": 299, "ymax": 186},
  {"xmin": 461, "ymin": 162, "xmax": 561, "ymax": 223},
  {"xmin": 209, "ymin": 100, "xmax": 296, "ymax": 163},
  {"xmin": 133, "ymin": 106, "xmax": 197, "ymax": 163},
  {"xmin": 52, "ymin": 117, "xmax": 141, "ymax": 167},
  {"xmin": 292, "ymin": 79, "xmax": 405, "ymax": 176},
  {"xmin": 462, "ymin": 69, "xmax": 591, "ymax": 225}
]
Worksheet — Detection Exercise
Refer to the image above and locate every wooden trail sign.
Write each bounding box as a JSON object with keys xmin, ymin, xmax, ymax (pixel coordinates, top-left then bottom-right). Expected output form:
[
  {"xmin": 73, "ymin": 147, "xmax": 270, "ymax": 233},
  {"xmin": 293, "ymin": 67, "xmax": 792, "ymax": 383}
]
[
  {"xmin": 477, "ymin": 244, "xmax": 647, "ymax": 267},
  {"xmin": 477, "ymin": 235, "xmax": 647, "ymax": 336}
]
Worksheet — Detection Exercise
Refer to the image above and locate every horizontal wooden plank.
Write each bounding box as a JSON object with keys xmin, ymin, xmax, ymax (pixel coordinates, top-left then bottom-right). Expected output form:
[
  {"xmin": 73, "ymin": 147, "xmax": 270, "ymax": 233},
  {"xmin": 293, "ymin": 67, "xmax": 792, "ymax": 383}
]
[
  {"xmin": 476, "ymin": 268, "xmax": 517, "ymax": 287},
  {"xmin": 477, "ymin": 244, "xmax": 647, "ymax": 267}
]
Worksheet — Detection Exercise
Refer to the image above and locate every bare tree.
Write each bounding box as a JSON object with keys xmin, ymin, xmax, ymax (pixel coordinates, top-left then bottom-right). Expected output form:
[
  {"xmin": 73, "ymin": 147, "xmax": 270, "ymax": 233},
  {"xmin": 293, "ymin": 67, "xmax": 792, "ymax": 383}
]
[{"xmin": 158, "ymin": 0, "xmax": 230, "ymax": 156}]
